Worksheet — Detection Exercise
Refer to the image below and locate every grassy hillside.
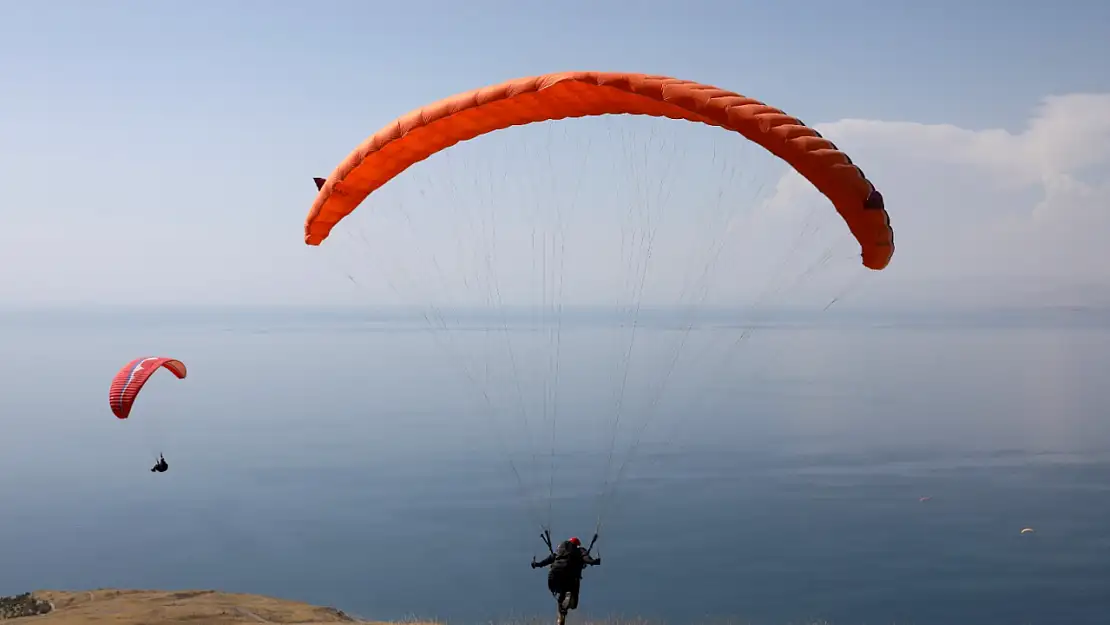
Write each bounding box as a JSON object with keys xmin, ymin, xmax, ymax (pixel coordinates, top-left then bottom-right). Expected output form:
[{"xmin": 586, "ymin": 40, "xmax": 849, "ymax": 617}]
[{"xmin": 0, "ymin": 589, "xmax": 424, "ymax": 624}]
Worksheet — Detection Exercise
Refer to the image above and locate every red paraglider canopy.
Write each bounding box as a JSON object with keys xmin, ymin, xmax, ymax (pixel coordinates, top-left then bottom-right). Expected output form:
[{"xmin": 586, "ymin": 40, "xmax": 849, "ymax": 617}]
[{"xmin": 109, "ymin": 357, "xmax": 187, "ymax": 419}]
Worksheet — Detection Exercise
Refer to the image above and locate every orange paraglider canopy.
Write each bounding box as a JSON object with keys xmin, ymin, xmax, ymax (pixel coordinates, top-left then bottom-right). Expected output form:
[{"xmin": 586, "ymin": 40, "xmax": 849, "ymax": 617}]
[{"xmin": 305, "ymin": 71, "xmax": 894, "ymax": 270}]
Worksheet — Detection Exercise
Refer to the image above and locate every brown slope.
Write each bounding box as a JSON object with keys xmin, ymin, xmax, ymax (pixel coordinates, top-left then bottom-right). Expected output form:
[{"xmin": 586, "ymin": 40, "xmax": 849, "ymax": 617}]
[{"xmin": 5, "ymin": 589, "xmax": 437, "ymax": 625}]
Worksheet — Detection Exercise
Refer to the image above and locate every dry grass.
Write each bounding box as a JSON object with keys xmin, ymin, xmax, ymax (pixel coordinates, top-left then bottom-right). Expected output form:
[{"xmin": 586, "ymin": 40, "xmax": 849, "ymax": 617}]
[
  {"xmin": 7, "ymin": 589, "xmax": 439, "ymax": 625},
  {"xmin": 3, "ymin": 590, "xmax": 864, "ymax": 625}
]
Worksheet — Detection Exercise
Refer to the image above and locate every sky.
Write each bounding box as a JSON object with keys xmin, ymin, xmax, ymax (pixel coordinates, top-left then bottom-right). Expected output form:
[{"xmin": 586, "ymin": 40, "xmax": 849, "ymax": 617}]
[{"xmin": 1, "ymin": 0, "xmax": 1108, "ymax": 309}]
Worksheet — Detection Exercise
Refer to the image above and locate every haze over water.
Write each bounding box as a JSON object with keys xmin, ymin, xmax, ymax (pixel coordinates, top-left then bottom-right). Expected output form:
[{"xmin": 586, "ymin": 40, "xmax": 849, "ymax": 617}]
[{"xmin": 1, "ymin": 307, "xmax": 1108, "ymax": 625}]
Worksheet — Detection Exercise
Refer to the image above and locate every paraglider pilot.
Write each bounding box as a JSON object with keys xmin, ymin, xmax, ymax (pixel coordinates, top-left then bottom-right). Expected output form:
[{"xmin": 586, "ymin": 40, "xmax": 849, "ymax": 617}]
[
  {"xmin": 151, "ymin": 453, "xmax": 168, "ymax": 473},
  {"xmin": 531, "ymin": 536, "xmax": 600, "ymax": 625}
]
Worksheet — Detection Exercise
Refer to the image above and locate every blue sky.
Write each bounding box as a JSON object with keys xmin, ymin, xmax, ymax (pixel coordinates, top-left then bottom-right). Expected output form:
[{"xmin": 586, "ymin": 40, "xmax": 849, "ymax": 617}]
[{"xmin": 2, "ymin": 0, "xmax": 1108, "ymax": 308}]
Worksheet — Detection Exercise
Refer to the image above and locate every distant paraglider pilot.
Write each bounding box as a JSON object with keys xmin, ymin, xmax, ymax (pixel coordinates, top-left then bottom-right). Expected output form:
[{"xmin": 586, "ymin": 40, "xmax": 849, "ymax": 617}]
[
  {"xmin": 109, "ymin": 357, "xmax": 185, "ymax": 476},
  {"xmin": 531, "ymin": 536, "xmax": 600, "ymax": 625}
]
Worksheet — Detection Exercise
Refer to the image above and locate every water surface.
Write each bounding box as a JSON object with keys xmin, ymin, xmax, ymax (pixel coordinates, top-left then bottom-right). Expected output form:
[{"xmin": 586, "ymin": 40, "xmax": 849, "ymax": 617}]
[{"xmin": 1, "ymin": 307, "xmax": 1107, "ymax": 625}]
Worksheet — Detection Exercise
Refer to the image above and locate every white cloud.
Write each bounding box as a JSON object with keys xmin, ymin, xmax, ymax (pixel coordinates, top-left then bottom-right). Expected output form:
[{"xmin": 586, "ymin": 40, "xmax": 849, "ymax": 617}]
[{"xmin": 764, "ymin": 93, "xmax": 1110, "ymax": 308}]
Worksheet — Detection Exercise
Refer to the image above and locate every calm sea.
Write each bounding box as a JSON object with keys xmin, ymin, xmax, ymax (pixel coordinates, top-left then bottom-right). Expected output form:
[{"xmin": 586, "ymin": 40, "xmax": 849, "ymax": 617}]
[{"xmin": 1, "ymin": 307, "xmax": 1108, "ymax": 625}]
